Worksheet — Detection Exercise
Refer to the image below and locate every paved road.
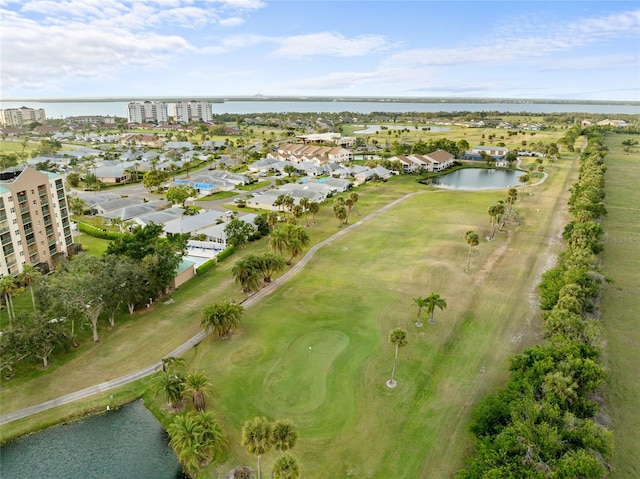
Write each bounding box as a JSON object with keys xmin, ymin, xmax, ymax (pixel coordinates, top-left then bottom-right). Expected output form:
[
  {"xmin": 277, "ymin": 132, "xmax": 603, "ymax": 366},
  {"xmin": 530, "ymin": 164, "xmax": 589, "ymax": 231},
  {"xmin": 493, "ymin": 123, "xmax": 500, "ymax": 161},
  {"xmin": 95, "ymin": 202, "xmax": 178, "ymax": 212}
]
[{"xmin": 0, "ymin": 191, "xmax": 417, "ymax": 426}]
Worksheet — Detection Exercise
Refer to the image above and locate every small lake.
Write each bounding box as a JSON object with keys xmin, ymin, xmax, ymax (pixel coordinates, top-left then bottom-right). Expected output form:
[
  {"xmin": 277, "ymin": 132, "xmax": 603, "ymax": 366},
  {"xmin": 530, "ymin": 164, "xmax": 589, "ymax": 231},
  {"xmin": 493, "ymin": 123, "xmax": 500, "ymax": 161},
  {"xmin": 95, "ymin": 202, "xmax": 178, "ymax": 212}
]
[
  {"xmin": 0, "ymin": 400, "xmax": 186, "ymax": 479},
  {"xmin": 429, "ymin": 168, "xmax": 526, "ymax": 190},
  {"xmin": 353, "ymin": 124, "xmax": 450, "ymax": 134}
]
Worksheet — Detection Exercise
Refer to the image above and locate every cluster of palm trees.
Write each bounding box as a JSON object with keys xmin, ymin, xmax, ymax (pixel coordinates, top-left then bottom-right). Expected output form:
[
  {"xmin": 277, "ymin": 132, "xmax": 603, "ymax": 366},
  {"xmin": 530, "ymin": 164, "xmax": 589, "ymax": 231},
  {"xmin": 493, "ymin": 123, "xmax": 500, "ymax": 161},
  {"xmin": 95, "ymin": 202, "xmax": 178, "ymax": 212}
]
[
  {"xmin": 154, "ymin": 359, "xmax": 227, "ymax": 477},
  {"xmin": 232, "ymin": 253, "xmax": 287, "ymax": 294},
  {"xmin": 272, "ymin": 194, "xmax": 320, "ymax": 227},
  {"xmin": 241, "ymin": 416, "xmax": 300, "ymax": 479},
  {"xmin": 412, "ymin": 293, "xmax": 447, "ymax": 327},
  {"xmin": 268, "ymin": 223, "xmax": 311, "ymax": 265},
  {"xmin": 332, "ymin": 192, "xmax": 359, "ymax": 227},
  {"xmin": 387, "ymin": 293, "xmax": 448, "ymax": 388}
]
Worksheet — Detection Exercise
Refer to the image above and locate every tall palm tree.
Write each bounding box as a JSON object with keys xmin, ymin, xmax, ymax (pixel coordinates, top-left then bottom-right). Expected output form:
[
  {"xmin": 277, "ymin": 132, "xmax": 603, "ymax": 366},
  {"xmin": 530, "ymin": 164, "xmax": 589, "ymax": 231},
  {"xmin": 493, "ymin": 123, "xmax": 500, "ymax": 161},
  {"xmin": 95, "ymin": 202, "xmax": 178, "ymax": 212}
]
[
  {"xmin": 423, "ymin": 292, "xmax": 447, "ymax": 324},
  {"xmin": 241, "ymin": 416, "xmax": 274, "ymax": 479},
  {"xmin": 506, "ymin": 187, "xmax": 518, "ymax": 207},
  {"xmin": 412, "ymin": 296, "xmax": 426, "ymax": 327},
  {"xmin": 464, "ymin": 230, "xmax": 479, "ymax": 273},
  {"xmin": 232, "ymin": 257, "xmax": 263, "ymax": 294},
  {"xmin": 307, "ymin": 201, "xmax": 320, "ymax": 225},
  {"xmin": 184, "ymin": 371, "xmax": 211, "ymax": 411},
  {"xmin": 153, "ymin": 370, "xmax": 185, "ymax": 410},
  {"xmin": 269, "ymin": 228, "xmax": 289, "ymax": 257},
  {"xmin": 19, "ymin": 264, "xmax": 42, "ymax": 313},
  {"xmin": 201, "ymin": 300, "xmax": 244, "ymax": 338},
  {"xmin": 387, "ymin": 328, "xmax": 408, "ymax": 388},
  {"xmin": 272, "ymin": 419, "xmax": 298, "ymax": 453},
  {"xmin": 0, "ymin": 276, "xmax": 18, "ymax": 325},
  {"xmin": 284, "ymin": 224, "xmax": 310, "ymax": 265},
  {"xmin": 272, "ymin": 453, "xmax": 300, "ymax": 479},
  {"xmin": 349, "ymin": 192, "xmax": 360, "ymax": 216},
  {"xmin": 299, "ymin": 197, "xmax": 310, "ymax": 226},
  {"xmin": 334, "ymin": 204, "xmax": 347, "ymax": 227}
]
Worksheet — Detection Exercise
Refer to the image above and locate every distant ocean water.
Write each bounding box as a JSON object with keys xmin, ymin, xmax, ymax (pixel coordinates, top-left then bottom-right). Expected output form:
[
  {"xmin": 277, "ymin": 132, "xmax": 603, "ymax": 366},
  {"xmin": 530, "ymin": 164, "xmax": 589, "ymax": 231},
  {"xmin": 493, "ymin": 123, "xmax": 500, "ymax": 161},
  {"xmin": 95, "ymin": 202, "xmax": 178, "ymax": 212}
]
[{"xmin": 0, "ymin": 99, "xmax": 638, "ymax": 119}]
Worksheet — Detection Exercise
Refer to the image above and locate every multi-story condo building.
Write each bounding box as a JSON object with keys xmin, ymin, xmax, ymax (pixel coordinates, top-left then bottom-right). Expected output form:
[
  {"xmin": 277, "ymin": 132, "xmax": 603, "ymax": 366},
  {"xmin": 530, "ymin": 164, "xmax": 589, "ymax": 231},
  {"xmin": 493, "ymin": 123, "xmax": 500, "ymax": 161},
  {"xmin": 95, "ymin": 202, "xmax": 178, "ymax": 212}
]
[
  {"xmin": 0, "ymin": 167, "xmax": 74, "ymax": 277},
  {"xmin": 171, "ymin": 101, "xmax": 214, "ymax": 123},
  {"xmin": 126, "ymin": 101, "xmax": 169, "ymax": 124},
  {"xmin": 0, "ymin": 107, "xmax": 47, "ymax": 127}
]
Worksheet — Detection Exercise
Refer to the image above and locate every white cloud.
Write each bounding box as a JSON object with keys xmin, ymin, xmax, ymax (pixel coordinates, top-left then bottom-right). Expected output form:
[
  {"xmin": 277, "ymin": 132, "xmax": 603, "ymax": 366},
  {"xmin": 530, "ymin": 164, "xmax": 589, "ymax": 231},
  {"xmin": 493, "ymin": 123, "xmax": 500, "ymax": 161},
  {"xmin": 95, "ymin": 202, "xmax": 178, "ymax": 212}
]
[
  {"xmin": 219, "ymin": 16, "xmax": 245, "ymax": 27},
  {"xmin": 271, "ymin": 32, "xmax": 390, "ymax": 58}
]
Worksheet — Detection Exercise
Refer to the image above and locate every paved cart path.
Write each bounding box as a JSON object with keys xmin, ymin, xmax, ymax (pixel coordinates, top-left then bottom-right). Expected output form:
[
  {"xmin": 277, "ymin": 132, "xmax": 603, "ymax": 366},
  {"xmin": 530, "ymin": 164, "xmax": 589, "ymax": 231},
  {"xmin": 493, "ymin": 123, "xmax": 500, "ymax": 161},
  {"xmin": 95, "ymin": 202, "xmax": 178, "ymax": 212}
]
[{"xmin": 0, "ymin": 192, "xmax": 415, "ymax": 426}]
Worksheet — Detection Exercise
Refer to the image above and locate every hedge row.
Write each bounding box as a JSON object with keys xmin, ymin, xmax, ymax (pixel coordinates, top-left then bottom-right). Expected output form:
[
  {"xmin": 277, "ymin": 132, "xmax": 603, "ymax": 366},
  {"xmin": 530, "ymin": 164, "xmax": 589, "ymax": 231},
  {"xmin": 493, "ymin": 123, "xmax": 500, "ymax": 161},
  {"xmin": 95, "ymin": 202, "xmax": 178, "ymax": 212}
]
[
  {"xmin": 77, "ymin": 221, "xmax": 124, "ymax": 240},
  {"xmin": 195, "ymin": 245, "xmax": 235, "ymax": 275},
  {"xmin": 457, "ymin": 128, "xmax": 612, "ymax": 478}
]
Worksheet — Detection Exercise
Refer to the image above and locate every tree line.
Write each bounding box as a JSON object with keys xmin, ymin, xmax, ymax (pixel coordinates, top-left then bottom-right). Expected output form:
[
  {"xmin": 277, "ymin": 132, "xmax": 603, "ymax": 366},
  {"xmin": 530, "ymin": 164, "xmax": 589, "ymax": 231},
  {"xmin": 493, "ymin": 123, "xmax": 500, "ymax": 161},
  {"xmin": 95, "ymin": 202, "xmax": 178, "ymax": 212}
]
[{"xmin": 457, "ymin": 128, "xmax": 612, "ymax": 478}]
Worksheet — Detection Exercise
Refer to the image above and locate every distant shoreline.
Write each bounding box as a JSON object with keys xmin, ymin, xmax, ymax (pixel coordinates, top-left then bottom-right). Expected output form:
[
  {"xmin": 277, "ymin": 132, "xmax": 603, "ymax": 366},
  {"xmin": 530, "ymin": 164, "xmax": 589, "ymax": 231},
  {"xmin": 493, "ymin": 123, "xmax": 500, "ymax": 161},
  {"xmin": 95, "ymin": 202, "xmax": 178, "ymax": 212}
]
[{"xmin": 2, "ymin": 96, "xmax": 638, "ymax": 106}]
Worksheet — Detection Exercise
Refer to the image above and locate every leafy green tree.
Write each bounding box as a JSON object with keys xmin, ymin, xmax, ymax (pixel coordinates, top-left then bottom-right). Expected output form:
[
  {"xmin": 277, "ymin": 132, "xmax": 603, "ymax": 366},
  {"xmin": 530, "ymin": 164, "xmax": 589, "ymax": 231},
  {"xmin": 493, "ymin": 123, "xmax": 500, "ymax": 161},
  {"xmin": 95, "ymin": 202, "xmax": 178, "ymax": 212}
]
[
  {"xmin": 241, "ymin": 416, "xmax": 274, "ymax": 479},
  {"xmin": 465, "ymin": 230, "xmax": 479, "ymax": 273},
  {"xmin": 272, "ymin": 453, "xmax": 300, "ymax": 479},
  {"xmin": 142, "ymin": 169, "xmax": 169, "ymax": 192},
  {"xmin": 387, "ymin": 327, "xmax": 408, "ymax": 388},
  {"xmin": 423, "ymin": 292, "xmax": 447, "ymax": 324},
  {"xmin": 225, "ymin": 218, "xmax": 256, "ymax": 248},
  {"xmin": 166, "ymin": 185, "xmax": 197, "ymax": 207},
  {"xmin": 201, "ymin": 300, "xmax": 244, "ymax": 338}
]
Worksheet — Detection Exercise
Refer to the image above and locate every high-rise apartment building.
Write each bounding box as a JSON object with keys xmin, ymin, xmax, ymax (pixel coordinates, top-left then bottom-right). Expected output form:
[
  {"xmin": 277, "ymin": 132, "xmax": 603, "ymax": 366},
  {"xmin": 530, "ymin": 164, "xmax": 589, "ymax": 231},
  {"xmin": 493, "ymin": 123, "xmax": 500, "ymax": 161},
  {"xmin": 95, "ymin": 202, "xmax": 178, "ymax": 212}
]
[
  {"xmin": 0, "ymin": 107, "xmax": 47, "ymax": 127},
  {"xmin": 0, "ymin": 167, "xmax": 74, "ymax": 277},
  {"xmin": 126, "ymin": 101, "xmax": 169, "ymax": 124},
  {"xmin": 171, "ymin": 101, "xmax": 214, "ymax": 123}
]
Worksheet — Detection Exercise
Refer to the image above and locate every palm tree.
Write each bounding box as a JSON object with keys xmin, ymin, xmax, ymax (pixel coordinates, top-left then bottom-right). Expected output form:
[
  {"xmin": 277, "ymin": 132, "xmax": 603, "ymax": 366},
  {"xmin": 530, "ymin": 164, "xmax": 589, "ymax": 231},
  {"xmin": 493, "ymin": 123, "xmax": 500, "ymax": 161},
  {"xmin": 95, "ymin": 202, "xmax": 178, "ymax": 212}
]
[
  {"xmin": 0, "ymin": 276, "xmax": 18, "ymax": 326},
  {"xmin": 167, "ymin": 412, "xmax": 202, "ymax": 476},
  {"xmin": 334, "ymin": 204, "xmax": 347, "ymax": 227},
  {"xmin": 260, "ymin": 252, "xmax": 286, "ymax": 283},
  {"xmin": 506, "ymin": 187, "xmax": 518, "ymax": 207},
  {"xmin": 299, "ymin": 197, "xmax": 310, "ymax": 226},
  {"xmin": 153, "ymin": 370, "xmax": 185, "ymax": 410},
  {"xmin": 349, "ymin": 192, "xmax": 360, "ymax": 216},
  {"xmin": 184, "ymin": 371, "xmax": 211, "ymax": 411},
  {"xmin": 284, "ymin": 224, "xmax": 310, "ymax": 265},
  {"xmin": 272, "ymin": 419, "xmax": 298, "ymax": 453},
  {"xmin": 423, "ymin": 292, "xmax": 447, "ymax": 324},
  {"xmin": 518, "ymin": 173, "xmax": 530, "ymax": 198},
  {"xmin": 387, "ymin": 328, "xmax": 408, "ymax": 388},
  {"xmin": 307, "ymin": 201, "xmax": 320, "ymax": 225},
  {"xmin": 19, "ymin": 264, "xmax": 41, "ymax": 313},
  {"xmin": 232, "ymin": 256, "xmax": 263, "ymax": 294},
  {"xmin": 201, "ymin": 300, "xmax": 244, "ymax": 338},
  {"xmin": 162, "ymin": 356, "xmax": 185, "ymax": 373},
  {"xmin": 168, "ymin": 410, "xmax": 227, "ymax": 477},
  {"xmin": 269, "ymin": 227, "xmax": 289, "ymax": 257},
  {"xmin": 412, "ymin": 296, "xmax": 426, "ymax": 327},
  {"xmin": 464, "ymin": 230, "xmax": 479, "ymax": 273},
  {"xmin": 272, "ymin": 453, "xmax": 300, "ymax": 479},
  {"xmin": 488, "ymin": 203, "xmax": 505, "ymax": 240},
  {"xmin": 241, "ymin": 416, "xmax": 274, "ymax": 479}
]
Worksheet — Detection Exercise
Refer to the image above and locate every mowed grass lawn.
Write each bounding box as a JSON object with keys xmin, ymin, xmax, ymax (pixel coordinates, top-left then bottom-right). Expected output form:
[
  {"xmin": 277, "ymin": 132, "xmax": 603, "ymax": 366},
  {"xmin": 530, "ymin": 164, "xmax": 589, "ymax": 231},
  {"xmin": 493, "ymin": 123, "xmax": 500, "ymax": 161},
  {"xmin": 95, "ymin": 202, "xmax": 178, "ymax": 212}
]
[
  {"xmin": 1, "ymin": 157, "xmax": 577, "ymax": 477},
  {"xmin": 599, "ymin": 135, "xmax": 640, "ymax": 479}
]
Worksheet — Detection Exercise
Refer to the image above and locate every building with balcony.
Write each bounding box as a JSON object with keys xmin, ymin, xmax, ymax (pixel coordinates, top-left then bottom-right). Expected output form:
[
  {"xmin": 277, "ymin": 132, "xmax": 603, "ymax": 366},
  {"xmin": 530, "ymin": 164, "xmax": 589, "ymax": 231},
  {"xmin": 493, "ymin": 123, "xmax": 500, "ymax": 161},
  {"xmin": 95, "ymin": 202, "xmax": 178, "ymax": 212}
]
[
  {"xmin": 0, "ymin": 106, "xmax": 47, "ymax": 127},
  {"xmin": 0, "ymin": 167, "xmax": 74, "ymax": 277},
  {"xmin": 126, "ymin": 101, "xmax": 169, "ymax": 124},
  {"xmin": 171, "ymin": 101, "xmax": 214, "ymax": 123}
]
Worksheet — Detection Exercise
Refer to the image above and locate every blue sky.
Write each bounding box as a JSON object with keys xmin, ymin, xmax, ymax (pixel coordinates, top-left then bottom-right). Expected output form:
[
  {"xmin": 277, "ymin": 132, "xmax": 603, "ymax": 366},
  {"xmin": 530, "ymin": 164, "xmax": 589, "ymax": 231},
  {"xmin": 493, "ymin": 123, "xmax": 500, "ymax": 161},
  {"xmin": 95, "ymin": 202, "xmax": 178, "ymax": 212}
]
[{"xmin": 1, "ymin": 0, "xmax": 639, "ymax": 101}]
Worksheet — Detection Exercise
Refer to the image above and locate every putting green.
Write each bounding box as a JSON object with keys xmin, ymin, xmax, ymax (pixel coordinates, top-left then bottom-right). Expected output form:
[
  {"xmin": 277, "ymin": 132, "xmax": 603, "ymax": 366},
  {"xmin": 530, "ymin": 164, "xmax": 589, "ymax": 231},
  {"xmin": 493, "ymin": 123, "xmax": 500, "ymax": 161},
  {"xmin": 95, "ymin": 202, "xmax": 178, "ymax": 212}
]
[{"xmin": 262, "ymin": 330, "xmax": 349, "ymax": 413}]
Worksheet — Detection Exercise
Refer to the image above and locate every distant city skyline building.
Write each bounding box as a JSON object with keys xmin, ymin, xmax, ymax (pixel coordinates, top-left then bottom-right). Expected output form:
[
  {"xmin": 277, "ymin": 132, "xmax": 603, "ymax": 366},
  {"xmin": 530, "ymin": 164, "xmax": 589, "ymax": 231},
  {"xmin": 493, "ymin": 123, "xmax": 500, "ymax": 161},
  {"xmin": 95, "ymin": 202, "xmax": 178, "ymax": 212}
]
[
  {"xmin": 0, "ymin": 106, "xmax": 47, "ymax": 127},
  {"xmin": 126, "ymin": 101, "xmax": 169, "ymax": 124},
  {"xmin": 170, "ymin": 100, "xmax": 214, "ymax": 123}
]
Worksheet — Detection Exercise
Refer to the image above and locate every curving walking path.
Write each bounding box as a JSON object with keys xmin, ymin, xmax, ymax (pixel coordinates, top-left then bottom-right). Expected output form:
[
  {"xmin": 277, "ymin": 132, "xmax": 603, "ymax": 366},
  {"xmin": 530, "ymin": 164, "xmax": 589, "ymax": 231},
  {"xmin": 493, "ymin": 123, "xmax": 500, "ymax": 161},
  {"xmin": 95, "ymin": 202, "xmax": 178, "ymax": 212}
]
[{"xmin": 0, "ymin": 192, "xmax": 417, "ymax": 426}]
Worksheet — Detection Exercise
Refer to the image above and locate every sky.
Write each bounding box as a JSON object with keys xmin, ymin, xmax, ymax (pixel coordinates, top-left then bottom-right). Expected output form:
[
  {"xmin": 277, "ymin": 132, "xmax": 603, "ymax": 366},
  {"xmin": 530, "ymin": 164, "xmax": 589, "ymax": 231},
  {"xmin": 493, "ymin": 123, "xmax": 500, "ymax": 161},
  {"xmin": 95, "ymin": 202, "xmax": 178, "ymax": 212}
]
[{"xmin": 1, "ymin": 0, "xmax": 639, "ymax": 101}]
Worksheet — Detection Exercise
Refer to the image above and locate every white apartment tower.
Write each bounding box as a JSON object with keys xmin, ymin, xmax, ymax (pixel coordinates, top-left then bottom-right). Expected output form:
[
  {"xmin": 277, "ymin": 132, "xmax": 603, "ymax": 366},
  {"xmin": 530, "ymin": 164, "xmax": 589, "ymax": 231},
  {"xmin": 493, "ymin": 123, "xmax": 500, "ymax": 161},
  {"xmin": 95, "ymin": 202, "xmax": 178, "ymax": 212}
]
[
  {"xmin": 0, "ymin": 107, "xmax": 47, "ymax": 127},
  {"xmin": 0, "ymin": 167, "xmax": 74, "ymax": 277},
  {"xmin": 171, "ymin": 101, "xmax": 214, "ymax": 123},
  {"xmin": 126, "ymin": 101, "xmax": 169, "ymax": 124}
]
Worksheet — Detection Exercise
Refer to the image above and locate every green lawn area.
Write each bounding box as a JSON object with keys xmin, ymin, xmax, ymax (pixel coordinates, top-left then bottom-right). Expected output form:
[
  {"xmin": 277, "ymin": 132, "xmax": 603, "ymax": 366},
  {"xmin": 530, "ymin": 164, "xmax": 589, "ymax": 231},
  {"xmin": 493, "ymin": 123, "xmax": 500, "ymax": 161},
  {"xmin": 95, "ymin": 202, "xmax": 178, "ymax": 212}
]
[
  {"xmin": 1, "ymin": 157, "xmax": 579, "ymax": 477},
  {"xmin": 599, "ymin": 134, "xmax": 640, "ymax": 479}
]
